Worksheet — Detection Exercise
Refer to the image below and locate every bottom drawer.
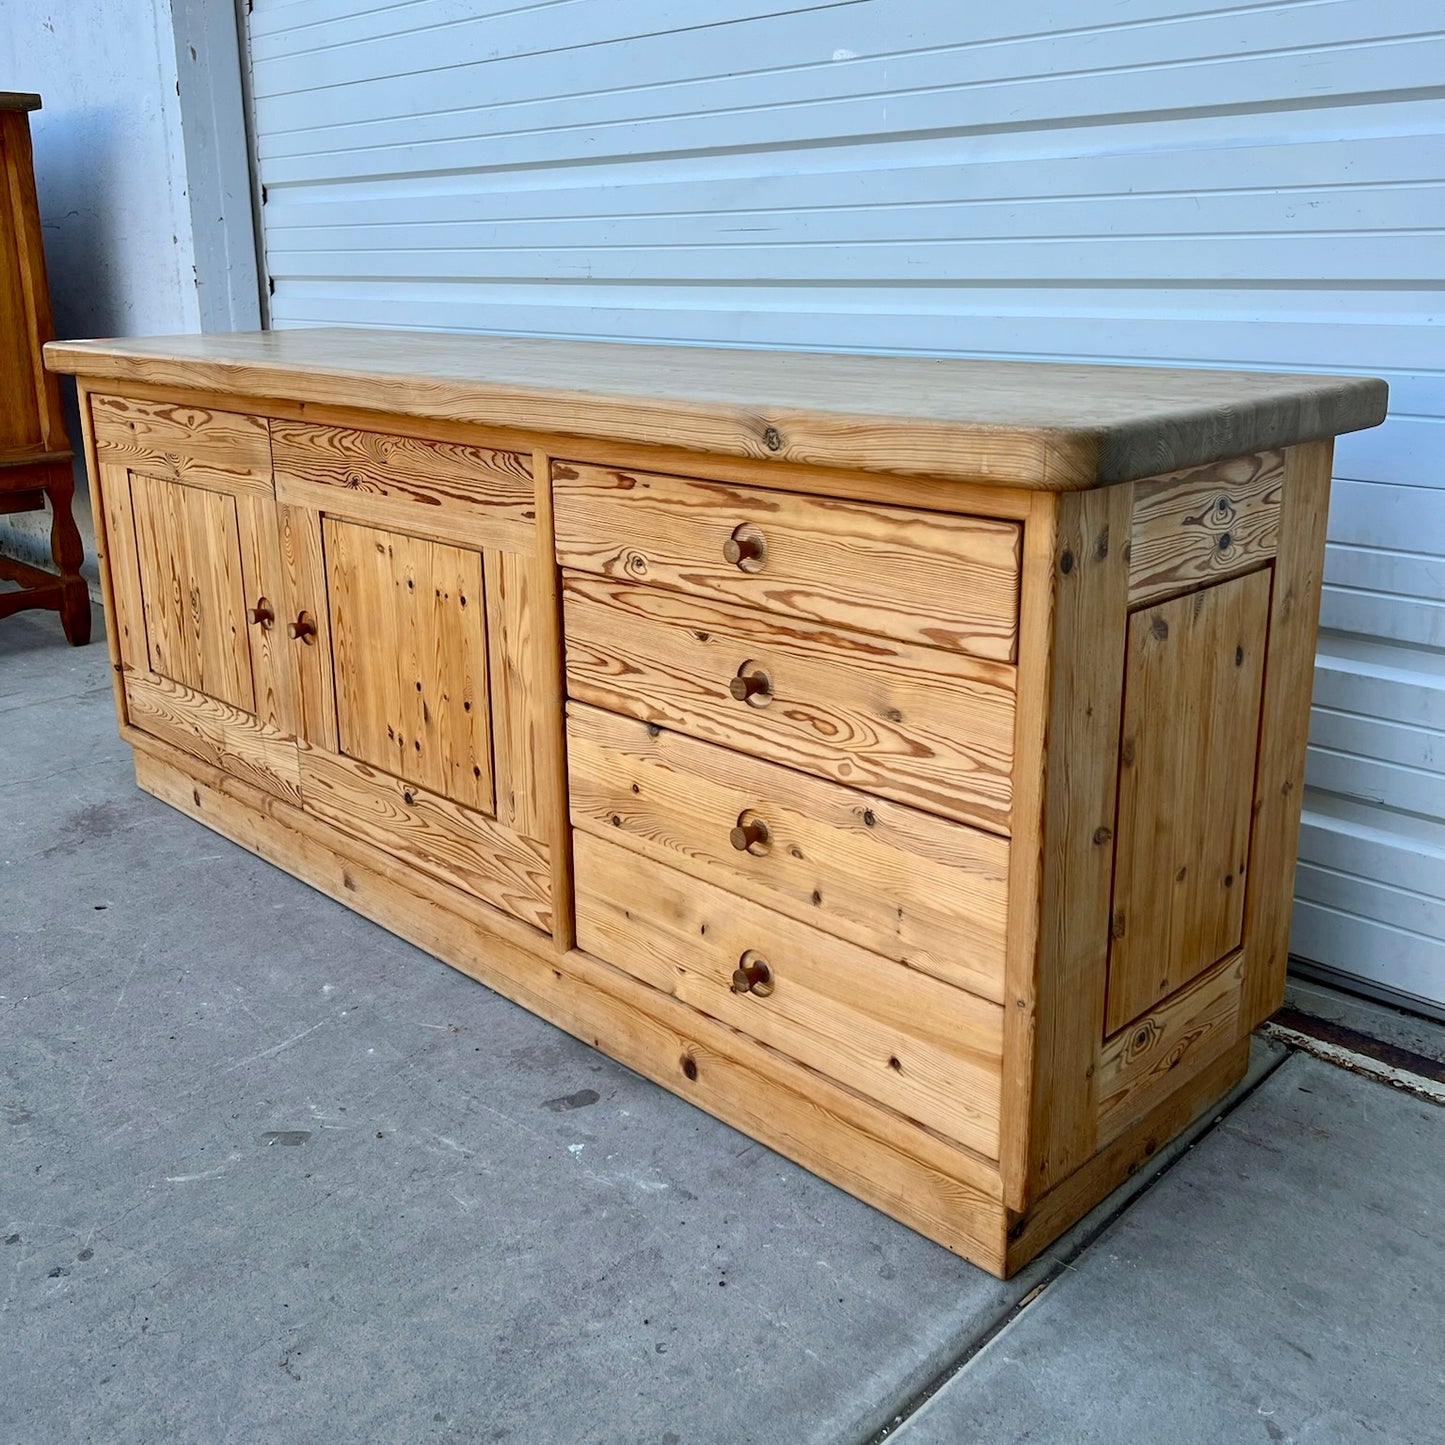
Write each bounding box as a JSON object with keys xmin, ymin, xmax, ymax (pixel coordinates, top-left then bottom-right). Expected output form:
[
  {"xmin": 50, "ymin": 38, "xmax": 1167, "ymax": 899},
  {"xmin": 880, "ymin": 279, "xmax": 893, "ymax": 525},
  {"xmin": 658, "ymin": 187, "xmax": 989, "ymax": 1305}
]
[{"xmin": 573, "ymin": 830, "xmax": 1004, "ymax": 1159}]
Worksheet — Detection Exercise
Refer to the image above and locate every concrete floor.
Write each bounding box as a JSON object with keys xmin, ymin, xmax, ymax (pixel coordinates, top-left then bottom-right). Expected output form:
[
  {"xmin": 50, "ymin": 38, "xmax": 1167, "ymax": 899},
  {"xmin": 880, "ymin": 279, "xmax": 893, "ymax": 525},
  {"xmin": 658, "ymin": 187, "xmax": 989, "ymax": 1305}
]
[{"xmin": 3, "ymin": 604, "xmax": 1442, "ymax": 1445}]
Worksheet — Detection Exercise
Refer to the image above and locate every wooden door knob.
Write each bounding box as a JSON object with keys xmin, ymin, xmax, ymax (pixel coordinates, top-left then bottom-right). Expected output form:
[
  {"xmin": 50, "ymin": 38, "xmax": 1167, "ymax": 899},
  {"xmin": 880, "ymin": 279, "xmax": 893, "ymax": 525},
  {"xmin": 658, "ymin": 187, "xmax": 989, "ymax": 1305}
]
[
  {"xmin": 728, "ymin": 663, "xmax": 772, "ymax": 705},
  {"xmin": 248, "ymin": 597, "xmax": 275, "ymax": 629},
  {"xmin": 731, "ymin": 951, "xmax": 774, "ymax": 997},
  {"xmin": 722, "ymin": 524, "xmax": 767, "ymax": 571},
  {"xmin": 729, "ymin": 816, "xmax": 770, "ymax": 854},
  {"xmin": 287, "ymin": 611, "xmax": 318, "ymax": 644}
]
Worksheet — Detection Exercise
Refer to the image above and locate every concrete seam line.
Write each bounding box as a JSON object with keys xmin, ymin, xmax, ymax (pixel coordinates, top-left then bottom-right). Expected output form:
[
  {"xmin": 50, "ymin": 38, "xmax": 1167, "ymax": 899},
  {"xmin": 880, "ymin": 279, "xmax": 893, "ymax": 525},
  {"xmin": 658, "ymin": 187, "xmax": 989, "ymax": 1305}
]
[{"xmin": 858, "ymin": 1041, "xmax": 1293, "ymax": 1445}]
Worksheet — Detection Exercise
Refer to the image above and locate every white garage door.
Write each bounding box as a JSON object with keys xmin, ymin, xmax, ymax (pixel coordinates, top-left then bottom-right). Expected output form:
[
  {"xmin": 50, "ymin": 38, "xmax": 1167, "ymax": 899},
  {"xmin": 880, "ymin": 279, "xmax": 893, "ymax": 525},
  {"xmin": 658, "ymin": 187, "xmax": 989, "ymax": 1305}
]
[{"xmin": 244, "ymin": 0, "xmax": 1445, "ymax": 1014}]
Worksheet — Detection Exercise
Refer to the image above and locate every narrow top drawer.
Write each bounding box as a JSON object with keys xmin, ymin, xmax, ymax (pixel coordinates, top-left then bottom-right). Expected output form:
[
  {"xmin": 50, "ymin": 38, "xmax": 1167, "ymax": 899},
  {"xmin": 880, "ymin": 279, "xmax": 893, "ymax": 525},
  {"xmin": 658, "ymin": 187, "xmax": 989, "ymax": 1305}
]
[
  {"xmin": 552, "ymin": 462, "xmax": 1020, "ymax": 662},
  {"xmin": 272, "ymin": 421, "xmax": 536, "ymax": 550},
  {"xmin": 91, "ymin": 394, "xmax": 271, "ymax": 493}
]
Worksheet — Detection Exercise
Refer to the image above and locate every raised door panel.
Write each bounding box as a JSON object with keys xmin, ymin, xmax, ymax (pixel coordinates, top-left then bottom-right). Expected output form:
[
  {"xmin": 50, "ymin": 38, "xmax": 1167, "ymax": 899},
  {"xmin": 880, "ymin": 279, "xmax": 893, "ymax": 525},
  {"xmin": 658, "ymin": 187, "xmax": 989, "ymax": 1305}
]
[
  {"xmin": 129, "ymin": 470, "xmax": 256, "ymax": 713},
  {"xmin": 1105, "ymin": 568, "xmax": 1272, "ymax": 1034},
  {"xmin": 323, "ymin": 517, "xmax": 494, "ymax": 816}
]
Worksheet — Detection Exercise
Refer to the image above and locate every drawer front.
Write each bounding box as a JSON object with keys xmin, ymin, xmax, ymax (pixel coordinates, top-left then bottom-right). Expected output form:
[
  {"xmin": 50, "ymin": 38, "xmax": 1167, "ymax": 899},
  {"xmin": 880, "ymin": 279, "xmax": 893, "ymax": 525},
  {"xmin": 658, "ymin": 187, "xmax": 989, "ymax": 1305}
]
[
  {"xmin": 564, "ymin": 576, "xmax": 1015, "ymax": 833},
  {"xmin": 553, "ymin": 461, "xmax": 1020, "ymax": 661},
  {"xmin": 91, "ymin": 393, "xmax": 272, "ymax": 494},
  {"xmin": 574, "ymin": 831, "xmax": 1004, "ymax": 1158},
  {"xmin": 567, "ymin": 702, "xmax": 1008, "ymax": 1002},
  {"xmin": 272, "ymin": 421, "xmax": 536, "ymax": 550}
]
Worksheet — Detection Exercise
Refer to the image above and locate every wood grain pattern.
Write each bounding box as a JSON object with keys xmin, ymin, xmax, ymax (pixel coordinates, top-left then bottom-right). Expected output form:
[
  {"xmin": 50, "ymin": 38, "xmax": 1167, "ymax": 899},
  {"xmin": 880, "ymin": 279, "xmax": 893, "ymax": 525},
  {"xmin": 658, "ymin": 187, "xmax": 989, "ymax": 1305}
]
[
  {"xmin": 564, "ymin": 575, "xmax": 1016, "ymax": 833},
  {"xmin": 234, "ymin": 490, "xmax": 299, "ymax": 738},
  {"xmin": 0, "ymin": 107, "xmax": 88, "ymax": 641},
  {"xmin": 1240, "ymin": 440, "xmax": 1335, "ymax": 1031},
  {"xmin": 1106, "ymin": 569, "xmax": 1271, "ymax": 1034},
  {"xmin": 529, "ymin": 448, "xmax": 576, "ymax": 950},
  {"xmin": 1130, "ymin": 450, "xmax": 1283, "ymax": 605},
  {"xmin": 486, "ymin": 546, "xmax": 548, "ymax": 841},
  {"xmin": 125, "ymin": 672, "xmax": 301, "ymax": 806},
  {"xmin": 131, "ymin": 735, "xmax": 1012, "ymax": 1269},
  {"xmin": 60, "ymin": 373, "xmax": 1045, "ymax": 521},
  {"xmin": 77, "ymin": 387, "xmax": 130, "ymax": 722},
  {"xmin": 276, "ymin": 502, "xmax": 340, "ymax": 752},
  {"xmin": 997, "ymin": 489, "xmax": 1060, "ymax": 1208},
  {"xmin": 129, "ymin": 471, "xmax": 257, "ymax": 713},
  {"xmin": 47, "ymin": 328, "xmax": 1388, "ymax": 490},
  {"xmin": 1024, "ymin": 483, "xmax": 1133, "ymax": 1199},
  {"xmin": 324, "ymin": 518, "xmax": 494, "ymax": 815},
  {"xmin": 273, "ymin": 420, "xmax": 535, "ymax": 553},
  {"xmin": 1097, "ymin": 949, "xmax": 1245, "ymax": 1139},
  {"xmin": 95, "ymin": 461, "xmax": 152, "ymax": 678},
  {"xmin": 552, "ymin": 461, "xmax": 1020, "ymax": 660},
  {"xmin": 298, "ymin": 747, "xmax": 550, "ymax": 933},
  {"xmin": 573, "ymin": 831, "xmax": 1004, "ymax": 1159},
  {"xmin": 90, "ymin": 393, "xmax": 271, "ymax": 495},
  {"xmin": 567, "ymin": 702, "xmax": 1009, "ymax": 1001}
]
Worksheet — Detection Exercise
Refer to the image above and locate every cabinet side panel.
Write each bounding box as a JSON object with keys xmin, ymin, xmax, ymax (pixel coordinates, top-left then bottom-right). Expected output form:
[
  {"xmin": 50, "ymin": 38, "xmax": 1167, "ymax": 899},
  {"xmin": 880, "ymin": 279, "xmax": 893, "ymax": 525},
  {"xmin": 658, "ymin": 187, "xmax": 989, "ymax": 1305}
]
[
  {"xmin": 1024, "ymin": 483, "xmax": 1133, "ymax": 1200},
  {"xmin": 324, "ymin": 518, "xmax": 495, "ymax": 815},
  {"xmin": 1105, "ymin": 569, "xmax": 1271, "ymax": 1034},
  {"xmin": 1240, "ymin": 440, "xmax": 1335, "ymax": 1031}
]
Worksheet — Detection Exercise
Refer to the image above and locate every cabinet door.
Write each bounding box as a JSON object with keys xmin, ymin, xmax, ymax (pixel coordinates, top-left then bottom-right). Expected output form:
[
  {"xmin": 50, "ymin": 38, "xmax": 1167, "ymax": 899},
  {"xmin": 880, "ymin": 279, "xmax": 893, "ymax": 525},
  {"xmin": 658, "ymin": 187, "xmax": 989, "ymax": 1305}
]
[
  {"xmin": 270, "ymin": 422, "xmax": 554, "ymax": 934},
  {"xmin": 92, "ymin": 394, "xmax": 301, "ymax": 804}
]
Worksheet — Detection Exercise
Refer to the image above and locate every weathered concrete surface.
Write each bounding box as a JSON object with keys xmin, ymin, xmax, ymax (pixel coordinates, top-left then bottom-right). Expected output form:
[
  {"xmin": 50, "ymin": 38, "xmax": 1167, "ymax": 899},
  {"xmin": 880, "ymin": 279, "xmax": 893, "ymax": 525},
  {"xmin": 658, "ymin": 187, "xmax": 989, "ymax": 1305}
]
[
  {"xmin": 6, "ymin": 607, "xmax": 1426, "ymax": 1445},
  {"xmin": 0, "ymin": 609, "xmax": 1134, "ymax": 1444},
  {"xmin": 895, "ymin": 1051, "xmax": 1444, "ymax": 1445}
]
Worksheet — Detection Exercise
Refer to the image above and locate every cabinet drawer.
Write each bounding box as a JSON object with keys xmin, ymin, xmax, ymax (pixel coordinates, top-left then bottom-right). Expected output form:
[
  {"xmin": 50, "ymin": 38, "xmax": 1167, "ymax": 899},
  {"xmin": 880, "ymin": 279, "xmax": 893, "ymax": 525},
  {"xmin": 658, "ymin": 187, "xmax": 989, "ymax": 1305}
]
[
  {"xmin": 564, "ymin": 576, "xmax": 1015, "ymax": 834},
  {"xmin": 272, "ymin": 421, "xmax": 536, "ymax": 549},
  {"xmin": 91, "ymin": 393, "xmax": 271, "ymax": 494},
  {"xmin": 567, "ymin": 702, "xmax": 1008, "ymax": 1002},
  {"xmin": 553, "ymin": 461, "xmax": 1020, "ymax": 661},
  {"xmin": 574, "ymin": 831, "xmax": 1004, "ymax": 1159}
]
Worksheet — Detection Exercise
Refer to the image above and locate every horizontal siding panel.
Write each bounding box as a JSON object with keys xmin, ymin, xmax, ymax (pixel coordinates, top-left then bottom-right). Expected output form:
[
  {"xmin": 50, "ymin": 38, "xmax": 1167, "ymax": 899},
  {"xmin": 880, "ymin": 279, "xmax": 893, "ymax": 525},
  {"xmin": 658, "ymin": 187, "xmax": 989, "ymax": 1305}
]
[
  {"xmin": 251, "ymin": 6, "xmax": 1442, "ymax": 176},
  {"xmin": 263, "ymin": 237, "xmax": 1445, "ymax": 285}
]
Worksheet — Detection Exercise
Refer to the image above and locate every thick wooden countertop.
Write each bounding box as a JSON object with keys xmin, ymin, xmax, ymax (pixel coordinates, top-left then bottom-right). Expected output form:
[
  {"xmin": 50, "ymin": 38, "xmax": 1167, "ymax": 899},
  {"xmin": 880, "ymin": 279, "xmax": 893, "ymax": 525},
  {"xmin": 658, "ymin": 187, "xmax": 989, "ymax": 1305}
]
[{"xmin": 45, "ymin": 327, "xmax": 1387, "ymax": 490}]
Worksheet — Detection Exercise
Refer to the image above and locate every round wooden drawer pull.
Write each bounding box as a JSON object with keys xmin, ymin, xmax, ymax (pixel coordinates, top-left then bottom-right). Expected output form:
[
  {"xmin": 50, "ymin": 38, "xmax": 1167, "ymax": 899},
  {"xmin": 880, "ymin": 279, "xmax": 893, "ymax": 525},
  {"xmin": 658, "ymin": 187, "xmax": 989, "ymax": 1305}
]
[
  {"xmin": 287, "ymin": 611, "xmax": 318, "ymax": 645},
  {"xmin": 730, "ymin": 815, "xmax": 770, "ymax": 854},
  {"xmin": 728, "ymin": 663, "xmax": 772, "ymax": 706},
  {"xmin": 723, "ymin": 524, "xmax": 767, "ymax": 572},
  {"xmin": 731, "ymin": 951, "xmax": 774, "ymax": 997}
]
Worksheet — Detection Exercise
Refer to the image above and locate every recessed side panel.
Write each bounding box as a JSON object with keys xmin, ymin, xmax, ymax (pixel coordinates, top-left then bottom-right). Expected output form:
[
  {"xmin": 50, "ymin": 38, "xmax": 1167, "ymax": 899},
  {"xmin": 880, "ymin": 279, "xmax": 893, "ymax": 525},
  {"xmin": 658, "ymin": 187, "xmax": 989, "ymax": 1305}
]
[
  {"xmin": 1106, "ymin": 568, "xmax": 1271, "ymax": 1035},
  {"xmin": 323, "ymin": 517, "xmax": 495, "ymax": 816}
]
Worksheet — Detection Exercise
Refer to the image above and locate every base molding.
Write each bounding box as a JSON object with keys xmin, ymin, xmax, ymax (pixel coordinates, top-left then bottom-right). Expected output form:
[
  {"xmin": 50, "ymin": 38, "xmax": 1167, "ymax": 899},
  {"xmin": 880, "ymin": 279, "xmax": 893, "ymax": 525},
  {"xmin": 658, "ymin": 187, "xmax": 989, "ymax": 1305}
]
[{"xmin": 131, "ymin": 732, "xmax": 1251, "ymax": 1278}]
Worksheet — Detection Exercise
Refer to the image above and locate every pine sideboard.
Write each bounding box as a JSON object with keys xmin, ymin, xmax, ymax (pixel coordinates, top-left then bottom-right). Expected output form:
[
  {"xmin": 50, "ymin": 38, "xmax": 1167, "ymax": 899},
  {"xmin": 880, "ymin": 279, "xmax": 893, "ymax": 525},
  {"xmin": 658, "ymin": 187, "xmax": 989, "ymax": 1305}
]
[{"xmin": 45, "ymin": 330, "xmax": 1386, "ymax": 1277}]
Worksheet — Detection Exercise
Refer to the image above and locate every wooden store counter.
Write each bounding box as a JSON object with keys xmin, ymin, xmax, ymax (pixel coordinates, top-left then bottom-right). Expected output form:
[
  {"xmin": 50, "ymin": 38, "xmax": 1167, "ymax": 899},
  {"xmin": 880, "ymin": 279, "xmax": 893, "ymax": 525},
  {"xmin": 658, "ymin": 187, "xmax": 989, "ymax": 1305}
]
[{"xmin": 46, "ymin": 329, "xmax": 1385, "ymax": 1275}]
